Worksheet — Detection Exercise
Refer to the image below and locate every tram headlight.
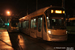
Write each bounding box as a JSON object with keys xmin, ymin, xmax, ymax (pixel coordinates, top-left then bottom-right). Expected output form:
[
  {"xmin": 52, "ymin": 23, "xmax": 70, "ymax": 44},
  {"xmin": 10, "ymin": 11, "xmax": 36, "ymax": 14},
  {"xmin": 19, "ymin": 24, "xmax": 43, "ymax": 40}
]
[
  {"xmin": 51, "ymin": 10, "xmax": 54, "ymax": 13},
  {"xmin": 48, "ymin": 30, "xmax": 51, "ymax": 34},
  {"xmin": 63, "ymin": 11, "xmax": 65, "ymax": 13}
]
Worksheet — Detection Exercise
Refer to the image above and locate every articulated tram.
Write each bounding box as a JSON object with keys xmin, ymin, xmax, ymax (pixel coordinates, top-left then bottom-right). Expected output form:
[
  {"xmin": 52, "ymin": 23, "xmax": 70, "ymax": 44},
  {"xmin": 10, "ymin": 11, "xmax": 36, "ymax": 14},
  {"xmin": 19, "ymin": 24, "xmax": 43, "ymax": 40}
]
[
  {"xmin": 66, "ymin": 17, "xmax": 75, "ymax": 34},
  {"xmin": 19, "ymin": 6, "xmax": 67, "ymax": 41}
]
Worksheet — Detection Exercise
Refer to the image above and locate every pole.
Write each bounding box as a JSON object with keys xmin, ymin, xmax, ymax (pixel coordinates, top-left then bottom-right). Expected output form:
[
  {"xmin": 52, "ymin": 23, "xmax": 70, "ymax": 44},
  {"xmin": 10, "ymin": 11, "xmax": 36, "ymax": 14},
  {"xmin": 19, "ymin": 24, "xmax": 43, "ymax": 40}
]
[
  {"xmin": 27, "ymin": 0, "xmax": 28, "ymax": 15},
  {"xmin": 62, "ymin": 0, "xmax": 65, "ymax": 8},
  {"xmin": 6, "ymin": 16, "xmax": 7, "ymax": 23},
  {"xmin": 36, "ymin": 0, "xmax": 38, "ymax": 10}
]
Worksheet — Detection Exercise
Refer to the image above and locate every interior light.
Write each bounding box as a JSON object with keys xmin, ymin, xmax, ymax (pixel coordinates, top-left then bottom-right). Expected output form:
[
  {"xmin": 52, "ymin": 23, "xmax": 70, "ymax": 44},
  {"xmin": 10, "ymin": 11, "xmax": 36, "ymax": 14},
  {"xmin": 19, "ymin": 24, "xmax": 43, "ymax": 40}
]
[
  {"xmin": 47, "ymin": 17, "xmax": 49, "ymax": 19},
  {"xmin": 34, "ymin": 19, "xmax": 36, "ymax": 21},
  {"xmin": 41, "ymin": 18, "xmax": 42, "ymax": 20}
]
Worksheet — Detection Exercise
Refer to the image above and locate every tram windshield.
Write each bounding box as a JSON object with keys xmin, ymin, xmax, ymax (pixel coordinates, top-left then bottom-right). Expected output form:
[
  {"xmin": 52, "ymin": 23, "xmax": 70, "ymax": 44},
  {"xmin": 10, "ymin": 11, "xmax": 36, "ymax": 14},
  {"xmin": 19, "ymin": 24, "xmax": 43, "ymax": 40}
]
[
  {"xmin": 10, "ymin": 19, "xmax": 18, "ymax": 27},
  {"xmin": 47, "ymin": 17, "xmax": 66, "ymax": 29}
]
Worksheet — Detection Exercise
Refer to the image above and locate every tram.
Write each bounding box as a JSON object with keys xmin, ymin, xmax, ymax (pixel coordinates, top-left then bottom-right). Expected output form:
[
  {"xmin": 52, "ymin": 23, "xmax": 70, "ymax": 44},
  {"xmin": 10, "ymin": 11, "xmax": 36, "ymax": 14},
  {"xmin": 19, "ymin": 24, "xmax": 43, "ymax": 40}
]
[
  {"xmin": 66, "ymin": 17, "xmax": 75, "ymax": 34},
  {"xmin": 19, "ymin": 6, "xmax": 67, "ymax": 41},
  {"xmin": 7, "ymin": 17, "xmax": 19, "ymax": 33}
]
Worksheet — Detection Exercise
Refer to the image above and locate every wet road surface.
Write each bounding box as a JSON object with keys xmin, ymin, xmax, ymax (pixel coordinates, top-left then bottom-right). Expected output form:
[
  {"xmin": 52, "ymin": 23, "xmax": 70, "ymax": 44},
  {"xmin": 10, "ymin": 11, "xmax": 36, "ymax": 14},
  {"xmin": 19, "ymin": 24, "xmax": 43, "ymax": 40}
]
[{"xmin": 0, "ymin": 30, "xmax": 75, "ymax": 50}]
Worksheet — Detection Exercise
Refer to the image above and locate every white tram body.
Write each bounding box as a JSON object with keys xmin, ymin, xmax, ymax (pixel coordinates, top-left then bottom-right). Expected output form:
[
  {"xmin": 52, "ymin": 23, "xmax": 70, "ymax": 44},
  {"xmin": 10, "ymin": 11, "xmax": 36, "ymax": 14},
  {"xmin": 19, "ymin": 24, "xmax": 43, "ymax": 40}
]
[{"xmin": 19, "ymin": 6, "xmax": 67, "ymax": 41}]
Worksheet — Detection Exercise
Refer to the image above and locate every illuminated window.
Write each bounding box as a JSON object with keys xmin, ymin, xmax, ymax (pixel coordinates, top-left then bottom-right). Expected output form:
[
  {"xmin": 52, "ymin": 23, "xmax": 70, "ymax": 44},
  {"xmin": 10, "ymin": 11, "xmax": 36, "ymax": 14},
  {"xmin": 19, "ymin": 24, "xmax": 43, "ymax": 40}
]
[
  {"xmin": 17, "ymin": 22, "xmax": 21, "ymax": 27},
  {"xmin": 22, "ymin": 21, "xmax": 29, "ymax": 29},
  {"xmin": 38, "ymin": 16, "xmax": 42, "ymax": 32},
  {"xmin": 23, "ymin": 21, "xmax": 26, "ymax": 28},
  {"xmin": 31, "ymin": 18, "xmax": 36, "ymax": 28},
  {"xmin": 26, "ymin": 21, "xmax": 29, "ymax": 29},
  {"xmin": 47, "ymin": 17, "xmax": 50, "ymax": 28}
]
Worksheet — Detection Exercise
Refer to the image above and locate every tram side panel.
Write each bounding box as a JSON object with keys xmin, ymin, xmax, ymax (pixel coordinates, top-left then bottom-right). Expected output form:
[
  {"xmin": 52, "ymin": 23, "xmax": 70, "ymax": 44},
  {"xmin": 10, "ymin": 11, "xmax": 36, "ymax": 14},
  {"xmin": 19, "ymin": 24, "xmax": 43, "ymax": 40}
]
[
  {"xmin": 42, "ymin": 15, "xmax": 51, "ymax": 41},
  {"xmin": 42, "ymin": 15, "xmax": 47, "ymax": 41},
  {"xmin": 22, "ymin": 21, "xmax": 27, "ymax": 34},
  {"xmin": 21, "ymin": 22, "xmax": 27, "ymax": 34},
  {"xmin": 36, "ymin": 16, "xmax": 43, "ymax": 38},
  {"xmin": 24, "ymin": 20, "xmax": 30, "ymax": 35},
  {"xmin": 30, "ymin": 18, "xmax": 37, "ymax": 38},
  {"xmin": 20, "ymin": 20, "xmax": 30, "ymax": 35}
]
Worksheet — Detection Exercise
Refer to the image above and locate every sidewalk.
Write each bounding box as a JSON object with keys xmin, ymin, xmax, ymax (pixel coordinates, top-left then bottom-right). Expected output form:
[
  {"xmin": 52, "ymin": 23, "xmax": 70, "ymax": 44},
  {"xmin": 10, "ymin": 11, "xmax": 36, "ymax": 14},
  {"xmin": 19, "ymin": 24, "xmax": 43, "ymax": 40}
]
[{"xmin": 0, "ymin": 29, "xmax": 14, "ymax": 50}]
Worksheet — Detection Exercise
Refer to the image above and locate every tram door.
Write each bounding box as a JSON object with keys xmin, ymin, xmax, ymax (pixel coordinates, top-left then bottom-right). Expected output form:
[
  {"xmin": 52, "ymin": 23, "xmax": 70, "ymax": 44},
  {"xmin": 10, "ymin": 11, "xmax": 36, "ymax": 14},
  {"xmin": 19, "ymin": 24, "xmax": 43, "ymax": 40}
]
[
  {"xmin": 30, "ymin": 18, "xmax": 37, "ymax": 38},
  {"xmin": 37, "ymin": 16, "xmax": 43, "ymax": 38}
]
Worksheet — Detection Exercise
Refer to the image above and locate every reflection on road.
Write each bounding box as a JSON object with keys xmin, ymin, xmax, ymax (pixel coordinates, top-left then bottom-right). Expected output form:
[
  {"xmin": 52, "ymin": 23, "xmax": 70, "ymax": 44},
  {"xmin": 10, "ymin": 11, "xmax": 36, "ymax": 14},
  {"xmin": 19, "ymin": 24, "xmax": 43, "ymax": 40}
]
[
  {"xmin": 8, "ymin": 33, "xmax": 26, "ymax": 50},
  {"xmin": 18, "ymin": 34, "xmax": 26, "ymax": 49}
]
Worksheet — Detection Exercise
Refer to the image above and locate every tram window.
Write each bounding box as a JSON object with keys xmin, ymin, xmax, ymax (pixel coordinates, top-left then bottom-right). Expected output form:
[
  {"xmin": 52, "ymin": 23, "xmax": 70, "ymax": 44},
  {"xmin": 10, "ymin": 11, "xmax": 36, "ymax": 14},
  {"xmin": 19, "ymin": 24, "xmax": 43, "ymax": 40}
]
[
  {"xmin": 38, "ymin": 16, "xmax": 42, "ymax": 32},
  {"xmin": 21, "ymin": 22, "xmax": 23, "ymax": 28},
  {"xmin": 18, "ymin": 22, "xmax": 21, "ymax": 28},
  {"xmin": 26, "ymin": 21, "xmax": 29, "ymax": 29},
  {"xmin": 22, "ymin": 21, "xmax": 29, "ymax": 29},
  {"xmin": 10, "ymin": 20, "xmax": 17, "ymax": 27},
  {"xmin": 52, "ymin": 19, "xmax": 64, "ymax": 26},
  {"xmin": 23, "ymin": 21, "xmax": 26, "ymax": 28},
  {"xmin": 47, "ymin": 17, "xmax": 50, "ymax": 28},
  {"xmin": 17, "ymin": 23, "xmax": 20, "ymax": 27},
  {"xmin": 19, "ymin": 22, "xmax": 21, "ymax": 27},
  {"xmin": 51, "ymin": 19, "xmax": 66, "ymax": 29},
  {"xmin": 31, "ymin": 18, "xmax": 37, "ymax": 29},
  {"xmin": 46, "ymin": 16, "xmax": 66, "ymax": 29}
]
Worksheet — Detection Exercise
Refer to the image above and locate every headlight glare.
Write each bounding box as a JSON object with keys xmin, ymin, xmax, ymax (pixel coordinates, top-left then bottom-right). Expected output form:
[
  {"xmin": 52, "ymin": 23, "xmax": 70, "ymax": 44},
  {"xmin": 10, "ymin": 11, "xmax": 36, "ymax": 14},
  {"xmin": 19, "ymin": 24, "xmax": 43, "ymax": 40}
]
[{"xmin": 48, "ymin": 30, "xmax": 51, "ymax": 34}]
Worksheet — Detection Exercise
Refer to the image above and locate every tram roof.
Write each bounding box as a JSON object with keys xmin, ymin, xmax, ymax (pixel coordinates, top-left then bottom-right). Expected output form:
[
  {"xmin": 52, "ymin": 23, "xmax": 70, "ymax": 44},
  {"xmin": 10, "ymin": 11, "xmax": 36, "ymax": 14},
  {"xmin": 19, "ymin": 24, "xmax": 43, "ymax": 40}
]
[
  {"xmin": 19, "ymin": 6, "xmax": 64, "ymax": 21},
  {"xmin": 26, "ymin": 7, "xmax": 50, "ymax": 18},
  {"xmin": 19, "ymin": 6, "xmax": 50, "ymax": 21}
]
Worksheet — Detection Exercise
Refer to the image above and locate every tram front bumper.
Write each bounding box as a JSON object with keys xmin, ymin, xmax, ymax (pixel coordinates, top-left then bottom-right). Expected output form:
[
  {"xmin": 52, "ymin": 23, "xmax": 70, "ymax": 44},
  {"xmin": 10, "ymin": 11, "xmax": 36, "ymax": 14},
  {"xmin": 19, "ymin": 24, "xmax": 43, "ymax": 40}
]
[{"xmin": 49, "ymin": 35, "xmax": 67, "ymax": 41}]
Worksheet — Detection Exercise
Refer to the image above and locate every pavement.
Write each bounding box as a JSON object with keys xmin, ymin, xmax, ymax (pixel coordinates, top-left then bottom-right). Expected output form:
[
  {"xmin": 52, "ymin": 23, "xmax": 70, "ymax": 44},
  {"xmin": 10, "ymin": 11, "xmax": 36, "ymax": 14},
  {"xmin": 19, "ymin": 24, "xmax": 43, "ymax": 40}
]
[{"xmin": 0, "ymin": 29, "xmax": 14, "ymax": 50}]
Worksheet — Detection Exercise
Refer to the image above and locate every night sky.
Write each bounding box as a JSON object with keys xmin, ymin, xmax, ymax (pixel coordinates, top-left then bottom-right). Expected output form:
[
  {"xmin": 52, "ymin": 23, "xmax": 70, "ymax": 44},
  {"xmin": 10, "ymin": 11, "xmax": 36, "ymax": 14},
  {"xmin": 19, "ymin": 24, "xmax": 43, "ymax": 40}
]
[{"xmin": 0, "ymin": 0, "xmax": 75, "ymax": 17}]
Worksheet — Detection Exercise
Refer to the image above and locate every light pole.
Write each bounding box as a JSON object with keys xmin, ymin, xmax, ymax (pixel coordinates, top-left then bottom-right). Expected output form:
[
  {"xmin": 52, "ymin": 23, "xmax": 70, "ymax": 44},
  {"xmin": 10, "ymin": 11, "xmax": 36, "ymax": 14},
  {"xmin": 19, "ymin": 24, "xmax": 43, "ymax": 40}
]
[
  {"xmin": 36, "ymin": 0, "xmax": 38, "ymax": 11},
  {"xmin": 27, "ymin": 0, "xmax": 28, "ymax": 15},
  {"xmin": 62, "ymin": 0, "xmax": 65, "ymax": 8},
  {"xmin": 5, "ymin": 10, "xmax": 11, "ymax": 28}
]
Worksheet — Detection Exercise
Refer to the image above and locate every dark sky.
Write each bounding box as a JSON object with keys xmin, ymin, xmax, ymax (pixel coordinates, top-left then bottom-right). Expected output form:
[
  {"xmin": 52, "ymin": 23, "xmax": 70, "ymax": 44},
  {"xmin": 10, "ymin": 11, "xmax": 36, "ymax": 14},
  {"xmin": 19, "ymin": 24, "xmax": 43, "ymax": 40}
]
[{"xmin": 0, "ymin": 0, "xmax": 75, "ymax": 17}]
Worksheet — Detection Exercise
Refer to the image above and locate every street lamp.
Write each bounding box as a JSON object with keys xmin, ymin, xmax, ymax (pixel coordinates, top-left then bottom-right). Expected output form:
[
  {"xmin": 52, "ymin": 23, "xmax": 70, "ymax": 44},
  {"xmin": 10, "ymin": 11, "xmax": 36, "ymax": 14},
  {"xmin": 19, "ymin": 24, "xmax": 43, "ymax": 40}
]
[
  {"xmin": 6, "ymin": 10, "xmax": 11, "ymax": 23},
  {"xmin": 6, "ymin": 11, "xmax": 11, "ymax": 16}
]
